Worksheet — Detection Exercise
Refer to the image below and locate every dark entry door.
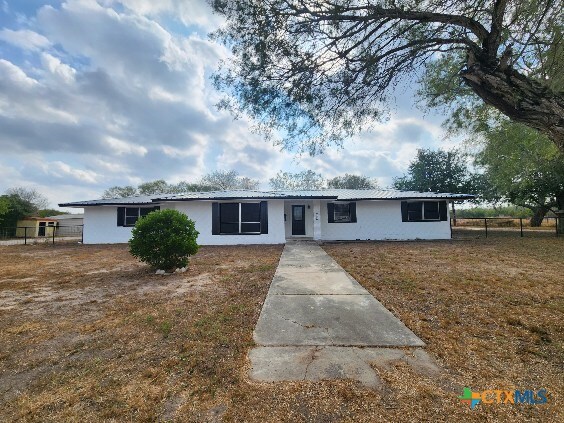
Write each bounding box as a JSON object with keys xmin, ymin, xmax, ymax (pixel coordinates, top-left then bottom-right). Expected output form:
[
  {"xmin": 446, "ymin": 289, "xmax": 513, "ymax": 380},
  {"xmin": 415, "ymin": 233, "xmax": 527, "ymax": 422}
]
[
  {"xmin": 38, "ymin": 222, "xmax": 46, "ymax": 237},
  {"xmin": 292, "ymin": 205, "xmax": 306, "ymax": 235}
]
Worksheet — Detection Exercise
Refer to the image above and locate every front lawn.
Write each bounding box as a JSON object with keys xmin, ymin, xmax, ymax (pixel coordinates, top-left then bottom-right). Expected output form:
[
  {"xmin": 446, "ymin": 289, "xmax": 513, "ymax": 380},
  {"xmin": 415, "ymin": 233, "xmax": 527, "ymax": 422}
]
[{"xmin": 0, "ymin": 237, "xmax": 561, "ymax": 422}]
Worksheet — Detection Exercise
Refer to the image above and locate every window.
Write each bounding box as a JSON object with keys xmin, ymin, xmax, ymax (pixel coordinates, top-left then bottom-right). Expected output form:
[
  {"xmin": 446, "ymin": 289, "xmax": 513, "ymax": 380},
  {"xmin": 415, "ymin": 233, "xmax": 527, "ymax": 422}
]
[
  {"xmin": 117, "ymin": 206, "xmax": 160, "ymax": 227},
  {"xmin": 334, "ymin": 203, "xmax": 351, "ymax": 222},
  {"xmin": 402, "ymin": 201, "xmax": 446, "ymax": 222},
  {"xmin": 327, "ymin": 202, "xmax": 357, "ymax": 223},
  {"xmin": 216, "ymin": 202, "xmax": 265, "ymax": 235}
]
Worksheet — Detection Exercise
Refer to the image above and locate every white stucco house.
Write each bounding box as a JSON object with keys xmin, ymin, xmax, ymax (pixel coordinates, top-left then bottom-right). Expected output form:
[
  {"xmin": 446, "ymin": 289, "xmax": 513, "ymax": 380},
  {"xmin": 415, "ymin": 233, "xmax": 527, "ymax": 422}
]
[{"xmin": 59, "ymin": 189, "xmax": 474, "ymax": 245}]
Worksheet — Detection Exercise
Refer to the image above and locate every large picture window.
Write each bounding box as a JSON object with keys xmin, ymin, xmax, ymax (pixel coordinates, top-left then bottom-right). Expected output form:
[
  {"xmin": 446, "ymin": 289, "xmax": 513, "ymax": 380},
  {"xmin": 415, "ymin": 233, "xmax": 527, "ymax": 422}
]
[
  {"xmin": 327, "ymin": 202, "xmax": 357, "ymax": 223},
  {"xmin": 213, "ymin": 202, "xmax": 267, "ymax": 235},
  {"xmin": 402, "ymin": 201, "xmax": 447, "ymax": 222},
  {"xmin": 117, "ymin": 206, "xmax": 159, "ymax": 227}
]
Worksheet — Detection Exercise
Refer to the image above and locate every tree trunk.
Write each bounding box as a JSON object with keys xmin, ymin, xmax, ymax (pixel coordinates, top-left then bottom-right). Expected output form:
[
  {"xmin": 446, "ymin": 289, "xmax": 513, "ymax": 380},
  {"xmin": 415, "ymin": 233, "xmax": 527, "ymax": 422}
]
[
  {"xmin": 460, "ymin": 60, "xmax": 564, "ymax": 153},
  {"xmin": 530, "ymin": 206, "xmax": 549, "ymax": 227}
]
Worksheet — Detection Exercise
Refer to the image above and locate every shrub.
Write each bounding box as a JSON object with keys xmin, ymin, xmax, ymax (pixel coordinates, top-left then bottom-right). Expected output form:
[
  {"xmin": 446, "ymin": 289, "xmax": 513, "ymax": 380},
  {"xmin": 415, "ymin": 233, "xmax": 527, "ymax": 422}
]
[{"xmin": 129, "ymin": 209, "xmax": 199, "ymax": 271}]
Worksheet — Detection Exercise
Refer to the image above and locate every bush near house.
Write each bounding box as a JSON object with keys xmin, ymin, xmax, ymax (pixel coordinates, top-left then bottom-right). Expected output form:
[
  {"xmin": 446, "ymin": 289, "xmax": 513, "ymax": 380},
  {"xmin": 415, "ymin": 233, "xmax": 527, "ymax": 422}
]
[{"xmin": 129, "ymin": 209, "xmax": 199, "ymax": 271}]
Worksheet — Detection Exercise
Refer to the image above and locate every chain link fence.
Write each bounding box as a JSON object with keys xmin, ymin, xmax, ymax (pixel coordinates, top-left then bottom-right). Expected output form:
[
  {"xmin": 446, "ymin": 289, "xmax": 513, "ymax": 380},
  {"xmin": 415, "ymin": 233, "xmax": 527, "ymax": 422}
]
[
  {"xmin": 0, "ymin": 225, "xmax": 84, "ymax": 245},
  {"xmin": 451, "ymin": 217, "xmax": 560, "ymax": 239}
]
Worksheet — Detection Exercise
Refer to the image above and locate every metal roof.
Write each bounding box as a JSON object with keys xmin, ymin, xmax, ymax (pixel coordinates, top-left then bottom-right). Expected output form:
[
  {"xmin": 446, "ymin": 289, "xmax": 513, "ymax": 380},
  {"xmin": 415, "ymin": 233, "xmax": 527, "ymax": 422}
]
[{"xmin": 59, "ymin": 189, "xmax": 474, "ymax": 207}]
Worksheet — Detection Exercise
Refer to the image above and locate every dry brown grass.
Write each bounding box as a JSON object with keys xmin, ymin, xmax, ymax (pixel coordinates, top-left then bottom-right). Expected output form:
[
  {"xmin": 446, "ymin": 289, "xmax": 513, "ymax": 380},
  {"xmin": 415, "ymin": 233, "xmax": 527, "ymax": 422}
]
[
  {"xmin": 0, "ymin": 238, "xmax": 562, "ymax": 422},
  {"xmin": 323, "ymin": 237, "xmax": 563, "ymax": 422}
]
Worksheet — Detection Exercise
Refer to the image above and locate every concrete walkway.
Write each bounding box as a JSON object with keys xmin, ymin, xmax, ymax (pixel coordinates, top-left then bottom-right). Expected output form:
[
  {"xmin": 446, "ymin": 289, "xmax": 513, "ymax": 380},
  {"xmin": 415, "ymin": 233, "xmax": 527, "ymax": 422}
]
[{"xmin": 249, "ymin": 241, "xmax": 439, "ymax": 388}]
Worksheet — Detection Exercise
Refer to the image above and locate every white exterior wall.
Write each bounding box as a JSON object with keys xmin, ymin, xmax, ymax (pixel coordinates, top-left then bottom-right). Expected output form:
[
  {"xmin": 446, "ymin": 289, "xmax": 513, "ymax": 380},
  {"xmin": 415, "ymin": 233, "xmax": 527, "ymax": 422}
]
[
  {"xmin": 319, "ymin": 200, "xmax": 451, "ymax": 240},
  {"xmin": 83, "ymin": 200, "xmax": 286, "ymax": 245},
  {"xmin": 83, "ymin": 206, "xmax": 133, "ymax": 244},
  {"xmin": 82, "ymin": 199, "xmax": 450, "ymax": 244},
  {"xmin": 172, "ymin": 200, "xmax": 286, "ymax": 245}
]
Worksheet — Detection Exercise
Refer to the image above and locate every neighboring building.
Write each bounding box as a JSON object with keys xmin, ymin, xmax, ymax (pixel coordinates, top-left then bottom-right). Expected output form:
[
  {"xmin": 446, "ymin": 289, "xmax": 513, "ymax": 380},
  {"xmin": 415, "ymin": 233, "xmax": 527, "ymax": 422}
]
[
  {"xmin": 59, "ymin": 189, "xmax": 474, "ymax": 245},
  {"xmin": 48, "ymin": 214, "xmax": 84, "ymax": 237},
  {"xmin": 15, "ymin": 217, "xmax": 58, "ymax": 238}
]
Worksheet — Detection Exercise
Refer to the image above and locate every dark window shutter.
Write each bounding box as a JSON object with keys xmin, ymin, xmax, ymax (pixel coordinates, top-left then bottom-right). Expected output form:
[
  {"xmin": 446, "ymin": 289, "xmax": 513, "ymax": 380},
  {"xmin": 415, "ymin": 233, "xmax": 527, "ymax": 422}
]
[
  {"xmin": 401, "ymin": 201, "xmax": 408, "ymax": 222},
  {"xmin": 349, "ymin": 202, "xmax": 357, "ymax": 223},
  {"xmin": 117, "ymin": 207, "xmax": 125, "ymax": 226},
  {"xmin": 439, "ymin": 201, "xmax": 448, "ymax": 221},
  {"xmin": 212, "ymin": 203, "xmax": 220, "ymax": 235},
  {"xmin": 260, "ymin": 201, "xmax": 268, "ymax": 234},
  {"xmin": 327, "ymin": 203, "xmax": 335, "ymax": 223}
]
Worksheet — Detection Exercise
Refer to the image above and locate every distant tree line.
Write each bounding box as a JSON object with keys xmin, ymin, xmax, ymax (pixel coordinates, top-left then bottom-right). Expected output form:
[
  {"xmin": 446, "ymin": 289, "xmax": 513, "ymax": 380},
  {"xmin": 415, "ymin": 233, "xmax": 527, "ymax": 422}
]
[{"xmin": 103, "ymin": 170, "xmax": 380, "ymax": 198}]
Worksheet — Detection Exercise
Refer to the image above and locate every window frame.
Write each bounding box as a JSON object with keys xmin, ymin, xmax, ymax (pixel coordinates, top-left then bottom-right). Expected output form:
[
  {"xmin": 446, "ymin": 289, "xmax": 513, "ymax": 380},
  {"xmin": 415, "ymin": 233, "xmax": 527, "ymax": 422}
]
[
  {"xmin": 118, "ymin": 206, "xmax": 160, "ymax": 227},
  {"xmin": 406, "ymin": 201, "xmax": 441, "ymax": 222},
  {"xmin": 333, "ymin": 203, "xmax": 351, "ymax": 223},
  {"xmin": 219, "ymin": 202, "xmax": 262, "ymax": 235},
  {"xmin": 327, "ymin": 202, "xmax": 357, "ymax": 224}
]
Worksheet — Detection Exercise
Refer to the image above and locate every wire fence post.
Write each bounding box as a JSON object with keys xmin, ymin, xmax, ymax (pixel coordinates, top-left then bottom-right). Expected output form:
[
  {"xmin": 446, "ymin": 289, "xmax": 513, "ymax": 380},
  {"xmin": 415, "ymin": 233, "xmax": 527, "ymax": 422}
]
[
  {"xmin": 484, "ymin": 218, "xmax": 488, "ymax": 238},
  {"xmin": 520, "ymin": 218, "xmax": 523, "ymax": 237},
  {"xmin": 24, "ymin": 227, "xmax": 27, "ymax": 245},
  {"xmin": 81, "ymin": 225, "xmax": 84, "ymax": 244},
  {"xmin": 52, "ymin": 226, "xmax": 55, "ymax": 245}
]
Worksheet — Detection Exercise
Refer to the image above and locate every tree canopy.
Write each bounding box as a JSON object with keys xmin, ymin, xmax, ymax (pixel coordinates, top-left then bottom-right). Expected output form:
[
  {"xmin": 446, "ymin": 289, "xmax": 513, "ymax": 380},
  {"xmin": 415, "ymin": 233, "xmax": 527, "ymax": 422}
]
[
  {"xmin": 0, "ymin": 194, "xmax": 37, "ymax": 228},
  {"xmin": 393, "ymin": 148, "xmax": 478, "ymax": 194},
  {"xmin": 5, "ymin": 187, "xmax": 49, "ymax": 210},
  {"xmin": 212, "ymin": 0, "xmax": 564, "ymax": 152},
  {"xmin": 199, "ymin": 170, "xmax": 259, "ymax": 190},
  {"xmin": 327, "ymin": 174, "xmax": 378, "ymax": 189},
  {"xmin": 101, "ymin": 171, "xmax": 260, "ymax": 199},
  {"xmin": 474, "ymin": 120, "xmax": 564, "ymax": 224},
  {"xmin": 269, "ymin": 170, "xmax": 325, "ymax": 190}
]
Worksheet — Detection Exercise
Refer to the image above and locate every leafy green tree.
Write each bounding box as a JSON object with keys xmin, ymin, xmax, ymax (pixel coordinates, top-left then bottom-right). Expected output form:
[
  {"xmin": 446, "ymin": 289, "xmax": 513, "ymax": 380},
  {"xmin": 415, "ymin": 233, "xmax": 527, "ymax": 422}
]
[
  {"xmin": 102, "ymin": 185, "xmax": 138, "ymax": 199},
  {"xmin": 199, "ymin": 170, "xmax": 259, "ymax": 190},
  {"xmin": 129, "ymin": 209, "xmax": 199, "ymax": 271},
  {"xmin": 327, "ymin": 174, "xmax": 378, "ymax": 189},
  {"xmin": 138, "ymin": 180, "xmax": 171, "ymax": 196},
  {"xmin": 0, "ymin": 194, "xmax": 37, "ymax": 229},
  {"xmin": 172, "ymin": 182, "xmax": 216, "ymax": 193},
  {"xmin": 269, "ymin": 170, "xmax": 325, "ymax": 190},
  {"xmin": 6, "ymin": 187, "xmax": 49, "ymax": 209},
  {"xmin": 0, "ymin": 197, "xmax": 9, "ymax": 216},
  {"xmin": 475, "ymin": 120, "xmax": 564, "ymax": 226},
  {"xmin": 393, "ymin": 149, "xmax": 479, "ymax": 221},
  {"xmin": 37, "ymin": 209, "xmax": 68, "ymax": 218},
  {"xmin": 102, "ymin": 172, "xmax": 259, "ymax": 199},
  {"xmin": 212, "ymin": 0, "xmax": 564, "ymax": 152}
]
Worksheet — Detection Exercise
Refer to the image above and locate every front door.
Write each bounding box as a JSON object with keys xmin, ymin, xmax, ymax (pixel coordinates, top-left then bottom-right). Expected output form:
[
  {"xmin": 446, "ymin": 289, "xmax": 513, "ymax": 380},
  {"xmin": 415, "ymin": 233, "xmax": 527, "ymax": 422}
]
[
  {"xmin": 38, "ymin": 222, "xmax": 46, "ymax": 237},
  {"xmin": 291, "ymin": 205, "xmax": 306, "ymax": 236}
]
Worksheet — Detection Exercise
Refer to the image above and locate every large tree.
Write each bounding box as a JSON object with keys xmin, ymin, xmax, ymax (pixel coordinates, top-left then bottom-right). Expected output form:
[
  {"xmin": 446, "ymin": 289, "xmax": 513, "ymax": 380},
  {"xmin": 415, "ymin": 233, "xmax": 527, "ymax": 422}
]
[
  {"xmin": 212, "ymin": 0, "xmax": 564, "ymax": 152},
  {"xmin": 393, "ymin": 148, "xmax": 479, "ymax": 221},
  {"xmin": 327, "ymin": 174, "xmax": 378, "ymax": 189},
  {"xmin": 102, "ymin": 185, "xmax": 138, "ymax": 199},
  {"xmin": 199, "ymin": 170, "xmax": 260, "ymax": 190},
  {"xmin": 0, "ymin": 194, "xmax": 37, "ymax": 229},
  {"xmin": 475, "ymin": 120, "xmax": 564, "ymax": 226},
  {"xmin": 5, "ymin": 187, "xmax": 49, "ymax": 210},
  {"xmin": 269, "ymin": 170, "xmax": 325, "ymax": 190}
]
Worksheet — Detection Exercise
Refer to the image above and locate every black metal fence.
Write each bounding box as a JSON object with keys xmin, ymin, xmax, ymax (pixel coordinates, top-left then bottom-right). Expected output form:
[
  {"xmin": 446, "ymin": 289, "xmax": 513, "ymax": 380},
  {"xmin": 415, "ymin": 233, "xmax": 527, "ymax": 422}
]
[
  {"xmin": 0, "ymin": 225, "xmax": 84, "ymax": 245},
  {"xmin": 451, "ymin": 217, "xmax": 560, "ymax": 238}
]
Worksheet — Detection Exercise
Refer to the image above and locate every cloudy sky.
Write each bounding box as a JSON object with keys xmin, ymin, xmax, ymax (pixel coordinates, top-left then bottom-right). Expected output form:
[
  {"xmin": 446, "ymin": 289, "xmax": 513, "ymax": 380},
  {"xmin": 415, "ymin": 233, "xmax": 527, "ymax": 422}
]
[{"xmin": 0, "ymin": 0, "xmax": 457, "ymax": 209}]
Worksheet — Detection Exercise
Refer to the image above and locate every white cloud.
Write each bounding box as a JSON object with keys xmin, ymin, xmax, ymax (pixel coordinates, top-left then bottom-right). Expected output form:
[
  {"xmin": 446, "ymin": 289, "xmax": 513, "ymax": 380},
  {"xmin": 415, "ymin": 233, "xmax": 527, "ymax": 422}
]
[
  {"xmin": 0, "ymin": 0, "xmax": 456, "ymax": 207},
  {"xmin": 104, "ymin": 136, "xmax": 148, "ymax": 156},
  {"xmin": 40, "ymin": 53, "xmax": 76, "ymax": 83},
  {"xmin": 0, "ymin": 59, "xmax": 38, "ymax": 89},
  {"xmin": 0, "ymin": 28, "xmax": 50, "ymax": 51}
]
